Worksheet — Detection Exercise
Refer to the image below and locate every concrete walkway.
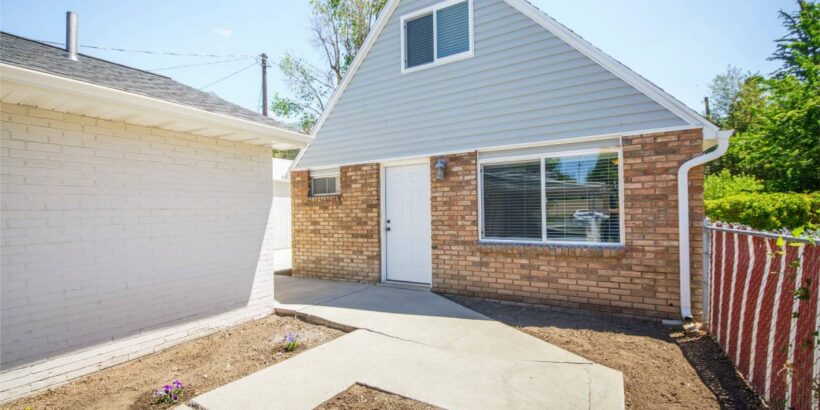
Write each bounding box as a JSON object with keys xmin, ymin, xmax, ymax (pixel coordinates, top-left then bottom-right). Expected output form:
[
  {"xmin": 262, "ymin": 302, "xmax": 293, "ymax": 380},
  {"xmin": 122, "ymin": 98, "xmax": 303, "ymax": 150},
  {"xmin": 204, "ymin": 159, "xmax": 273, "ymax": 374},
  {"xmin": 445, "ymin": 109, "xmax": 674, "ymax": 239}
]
[{"xmin": 186, "ymin": 276, "xmax": 624, "ymax": 409}]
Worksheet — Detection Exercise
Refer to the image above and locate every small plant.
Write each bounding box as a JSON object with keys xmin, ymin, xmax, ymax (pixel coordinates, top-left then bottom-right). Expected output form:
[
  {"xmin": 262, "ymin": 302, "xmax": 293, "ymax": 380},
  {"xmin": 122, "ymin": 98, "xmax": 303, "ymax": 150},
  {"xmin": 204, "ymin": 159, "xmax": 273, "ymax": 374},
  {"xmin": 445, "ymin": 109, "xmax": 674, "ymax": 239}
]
[
  {"xmin": 153, "ymin": 379, "xmax": 185, "ymax": 405},
  {"xmin": 282, "ymin": 332, "xmax": 300, "ymax": 352}
]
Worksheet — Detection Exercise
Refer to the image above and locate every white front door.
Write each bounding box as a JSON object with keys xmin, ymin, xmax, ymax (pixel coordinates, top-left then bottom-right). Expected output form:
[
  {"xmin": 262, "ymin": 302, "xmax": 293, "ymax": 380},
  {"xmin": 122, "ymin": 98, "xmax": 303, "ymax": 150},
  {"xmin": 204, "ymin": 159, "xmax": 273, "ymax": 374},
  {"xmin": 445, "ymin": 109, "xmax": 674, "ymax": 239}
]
[{"xmin": 384, "ymin": 163, "xmax": 432, "ymax": 284}]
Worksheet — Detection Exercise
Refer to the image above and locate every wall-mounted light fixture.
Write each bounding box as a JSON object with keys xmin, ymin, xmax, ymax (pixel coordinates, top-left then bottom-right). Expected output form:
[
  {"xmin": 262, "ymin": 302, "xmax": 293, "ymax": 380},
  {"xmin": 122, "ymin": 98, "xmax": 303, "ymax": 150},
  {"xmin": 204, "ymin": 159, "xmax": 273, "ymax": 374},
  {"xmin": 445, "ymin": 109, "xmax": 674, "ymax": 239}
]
[{"xmin": 435, "ymin": 159, "xmax": 447, "ymax": 180}]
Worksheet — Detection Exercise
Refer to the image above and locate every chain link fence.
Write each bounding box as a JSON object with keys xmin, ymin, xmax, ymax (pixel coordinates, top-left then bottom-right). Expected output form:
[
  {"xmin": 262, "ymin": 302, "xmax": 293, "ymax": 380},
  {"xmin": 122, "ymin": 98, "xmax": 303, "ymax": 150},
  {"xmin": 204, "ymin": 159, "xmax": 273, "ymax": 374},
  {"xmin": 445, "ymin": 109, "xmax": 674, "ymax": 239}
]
[{"xmin": 704, "ymin": 220, "xmax": 818, "ymax": 409}]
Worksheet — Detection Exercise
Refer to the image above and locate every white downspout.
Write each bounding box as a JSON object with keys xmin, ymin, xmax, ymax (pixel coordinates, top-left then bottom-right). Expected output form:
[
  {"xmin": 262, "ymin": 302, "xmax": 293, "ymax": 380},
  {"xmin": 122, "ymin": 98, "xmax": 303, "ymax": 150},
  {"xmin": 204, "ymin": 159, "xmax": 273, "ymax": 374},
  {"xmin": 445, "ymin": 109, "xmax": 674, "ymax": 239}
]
[{"xmin": 677, "ymin": 129, "xmax": 733, "ymax": 320}]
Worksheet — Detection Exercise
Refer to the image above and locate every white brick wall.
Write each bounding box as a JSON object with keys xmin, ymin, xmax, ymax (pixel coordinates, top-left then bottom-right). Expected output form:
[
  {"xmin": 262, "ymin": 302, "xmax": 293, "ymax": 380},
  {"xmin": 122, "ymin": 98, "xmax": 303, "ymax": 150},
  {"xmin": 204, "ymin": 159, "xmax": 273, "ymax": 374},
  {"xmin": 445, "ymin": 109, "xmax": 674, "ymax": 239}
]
[
  {"xmin": 271, "ymin": 179, "xmax": 292, "ymax": 251},
  {"xmin": 0, "ymin": 103, "xmax": 278, "ymax": 401}
]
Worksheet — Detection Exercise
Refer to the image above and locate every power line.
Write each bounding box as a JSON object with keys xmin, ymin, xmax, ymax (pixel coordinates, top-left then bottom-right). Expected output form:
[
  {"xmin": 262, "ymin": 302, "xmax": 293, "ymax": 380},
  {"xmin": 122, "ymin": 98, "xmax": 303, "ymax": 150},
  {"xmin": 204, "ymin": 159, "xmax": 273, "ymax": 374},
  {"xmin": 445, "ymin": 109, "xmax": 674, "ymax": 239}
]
[
  {"xmin": 148, "ymin": 57, "xmax": 255, "ymax": 71},
  {"xmin": 38, "ymin": 39, "xmax": 256, "ymax": 58},
  {"xmin": 199, "ymin": 61, "xmax": 259, "ymax": 90},
  {"xmin": 38, "ymin": 37, "xmax": 271, "ymax": 101}
]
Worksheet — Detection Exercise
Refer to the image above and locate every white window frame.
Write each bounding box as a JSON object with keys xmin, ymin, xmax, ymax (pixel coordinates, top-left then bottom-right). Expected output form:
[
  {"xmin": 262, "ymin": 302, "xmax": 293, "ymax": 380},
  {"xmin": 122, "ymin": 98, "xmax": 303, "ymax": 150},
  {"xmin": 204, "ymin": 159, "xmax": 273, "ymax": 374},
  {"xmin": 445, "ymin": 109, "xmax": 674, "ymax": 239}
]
[
  {"xmin": 310, "ymin": 168, "xmax": 340, "ymax": 197},
  {"xmin": 400, "ymin": 0, "xmax": 474, "ymax": 74},
  {"xmin": 477, "ymin": 147, "xmax": 625, "ymax": 246}
]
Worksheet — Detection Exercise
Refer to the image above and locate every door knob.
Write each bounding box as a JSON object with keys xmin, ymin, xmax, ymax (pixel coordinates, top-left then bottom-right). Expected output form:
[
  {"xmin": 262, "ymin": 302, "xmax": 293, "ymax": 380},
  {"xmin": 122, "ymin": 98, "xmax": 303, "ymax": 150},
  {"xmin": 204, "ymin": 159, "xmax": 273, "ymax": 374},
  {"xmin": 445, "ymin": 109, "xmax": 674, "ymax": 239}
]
[
  {"xmin": 386, "ymin": 227, "xmax": 391, "ymax": 231},
  {"xmin": 386, "ymin": 219, "xmax": 391, "ymax": 223}
]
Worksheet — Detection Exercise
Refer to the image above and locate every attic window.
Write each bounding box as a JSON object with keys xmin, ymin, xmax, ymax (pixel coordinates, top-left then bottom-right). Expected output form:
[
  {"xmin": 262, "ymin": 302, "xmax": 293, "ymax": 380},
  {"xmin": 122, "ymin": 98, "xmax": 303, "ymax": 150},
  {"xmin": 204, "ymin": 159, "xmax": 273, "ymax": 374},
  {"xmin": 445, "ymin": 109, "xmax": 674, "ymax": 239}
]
[{"xmin": 401, "ymin": 0, "xmax": 473, "ymax": 73}]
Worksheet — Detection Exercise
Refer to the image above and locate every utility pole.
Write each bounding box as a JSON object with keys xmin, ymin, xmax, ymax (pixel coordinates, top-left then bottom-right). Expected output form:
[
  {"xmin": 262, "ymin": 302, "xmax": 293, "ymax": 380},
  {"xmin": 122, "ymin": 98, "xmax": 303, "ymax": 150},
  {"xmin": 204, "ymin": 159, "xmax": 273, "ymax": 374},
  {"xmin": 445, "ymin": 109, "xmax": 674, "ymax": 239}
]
[
  {"xmin": 703, "ymin": 96, "xmax": 711, "ymax": 121},
  {"xmin": 260, "ymin": 53, "xmax": 268, "ymax": 116}
]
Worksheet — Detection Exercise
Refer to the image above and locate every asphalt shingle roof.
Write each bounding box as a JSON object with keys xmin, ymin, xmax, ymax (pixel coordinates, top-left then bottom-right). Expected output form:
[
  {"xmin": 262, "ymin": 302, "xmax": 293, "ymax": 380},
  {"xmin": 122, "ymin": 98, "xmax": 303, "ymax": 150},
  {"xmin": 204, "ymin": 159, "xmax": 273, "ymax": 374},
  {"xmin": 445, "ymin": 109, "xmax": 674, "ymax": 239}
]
[{"xmin": 0, "ymin": 32, "xmax": 290, "ymax": 129}]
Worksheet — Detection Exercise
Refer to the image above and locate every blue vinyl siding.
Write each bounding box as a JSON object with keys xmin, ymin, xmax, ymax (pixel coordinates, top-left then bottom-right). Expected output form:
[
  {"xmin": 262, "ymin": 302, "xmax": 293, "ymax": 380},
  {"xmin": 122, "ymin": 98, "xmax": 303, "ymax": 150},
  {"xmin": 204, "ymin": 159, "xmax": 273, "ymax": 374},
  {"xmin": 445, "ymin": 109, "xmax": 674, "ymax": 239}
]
[
  {"xmin": 298, "ymin": 0, "xmax": 689, "ymax": 169},
  {"xmin": 436, "ymin": 1, "xmax": 470, "ymax": 58},
  {"xmin": 405, "ymin": 14, "xmax": 435, "ymax": 68}
]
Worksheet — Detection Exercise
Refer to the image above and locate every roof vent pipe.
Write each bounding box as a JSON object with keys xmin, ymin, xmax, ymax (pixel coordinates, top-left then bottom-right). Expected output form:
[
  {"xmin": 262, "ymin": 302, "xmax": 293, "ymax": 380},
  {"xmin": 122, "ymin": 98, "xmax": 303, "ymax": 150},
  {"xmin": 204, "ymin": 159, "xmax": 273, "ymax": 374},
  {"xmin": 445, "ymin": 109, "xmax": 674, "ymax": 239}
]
[
  {"xmin": 65, "ymin": 11, "xmax": 78, "ymax": 61},
  {"xmin": 677, "ymin": 129, "xmax": 733, "ymax": 320}
]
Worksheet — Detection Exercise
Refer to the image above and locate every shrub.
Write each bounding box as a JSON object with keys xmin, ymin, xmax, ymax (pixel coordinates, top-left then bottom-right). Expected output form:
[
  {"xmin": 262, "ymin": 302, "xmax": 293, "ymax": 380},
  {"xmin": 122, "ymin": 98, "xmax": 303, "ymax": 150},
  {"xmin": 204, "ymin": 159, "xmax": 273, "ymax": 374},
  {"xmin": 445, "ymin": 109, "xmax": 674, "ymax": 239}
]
[
  {"xmin": 704, "ymin": 169, "xmax": 765, "ymax": 200},
  {"xmin": 705, "ymin": 192, "xmax": 819, "ymax": 230}
]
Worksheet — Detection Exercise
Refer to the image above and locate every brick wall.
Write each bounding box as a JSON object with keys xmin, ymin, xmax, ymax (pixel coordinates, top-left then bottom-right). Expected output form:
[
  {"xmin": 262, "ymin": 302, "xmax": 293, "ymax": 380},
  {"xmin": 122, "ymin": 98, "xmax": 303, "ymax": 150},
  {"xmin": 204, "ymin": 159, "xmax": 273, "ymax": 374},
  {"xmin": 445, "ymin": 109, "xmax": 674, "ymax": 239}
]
[
  {"xmin": 290, "ymin": 129, "xmax": 705, "ymax": 319},
  {"xmin": 0, "ymin": 103, "xmax": 277, "ymax": 401},
  {"xmin": 430, "ymin": 129, "xmax": 705, "ymax": 319},
  {"xmin": 291, "ymin": 164, "xmax": 381, "ymax": 282}
]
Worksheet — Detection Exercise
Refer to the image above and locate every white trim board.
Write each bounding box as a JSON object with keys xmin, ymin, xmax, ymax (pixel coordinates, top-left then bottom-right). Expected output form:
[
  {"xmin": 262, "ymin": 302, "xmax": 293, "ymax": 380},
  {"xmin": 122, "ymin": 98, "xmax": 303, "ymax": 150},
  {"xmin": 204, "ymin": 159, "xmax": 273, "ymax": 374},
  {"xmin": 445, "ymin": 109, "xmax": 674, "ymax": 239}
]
[{"xmin": 294, "ymin": 0, "xmax": 718, "ymax": 169}]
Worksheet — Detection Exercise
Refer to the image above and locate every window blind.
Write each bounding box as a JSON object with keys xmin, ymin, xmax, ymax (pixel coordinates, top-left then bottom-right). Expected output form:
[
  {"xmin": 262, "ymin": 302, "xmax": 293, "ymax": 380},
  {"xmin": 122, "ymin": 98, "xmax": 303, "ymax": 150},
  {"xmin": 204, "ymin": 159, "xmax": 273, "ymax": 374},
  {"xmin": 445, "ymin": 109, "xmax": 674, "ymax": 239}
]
[
  {"xmin": 482, "ymin": 161, "xmax": 542, "ymax": 240},
  {"xmin": 405, "ymin": 14, "xmax": 434, "ymax": 68},
  {"xmin": 311, "ymin": 176, "xmax": 338, "ymax": 196},
  {"xmin": 436, "ymin": 1, "xmax": 469, "ymax": 58},
  {"xmin": 543, "ymin": 153, "xmax": 620, "ymax": 243}
]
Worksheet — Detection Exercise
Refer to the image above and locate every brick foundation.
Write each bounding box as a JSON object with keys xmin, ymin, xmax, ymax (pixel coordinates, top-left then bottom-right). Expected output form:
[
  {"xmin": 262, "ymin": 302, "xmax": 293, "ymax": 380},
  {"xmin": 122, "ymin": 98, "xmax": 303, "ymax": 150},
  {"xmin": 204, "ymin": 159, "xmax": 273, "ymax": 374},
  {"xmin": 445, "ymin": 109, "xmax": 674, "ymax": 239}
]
[{"xmin": 291, "ymin": 129, "xmax": 705, "ymax": 319}]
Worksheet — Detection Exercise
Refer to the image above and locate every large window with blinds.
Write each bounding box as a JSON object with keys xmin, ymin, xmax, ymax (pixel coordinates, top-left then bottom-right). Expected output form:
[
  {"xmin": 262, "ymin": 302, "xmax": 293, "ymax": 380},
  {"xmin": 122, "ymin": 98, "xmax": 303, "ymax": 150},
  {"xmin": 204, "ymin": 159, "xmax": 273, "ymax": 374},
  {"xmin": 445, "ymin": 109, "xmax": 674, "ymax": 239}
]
[
  {"xmin": 482, "ymin": 161, "xmax": 542, "ymax": 240},
  {"xmin": 401, "ymin": 0, "xmax": 473, "ymax": 72},
  {"xmin": 480, "ymin": 150, "xmax": 623, "ymax": 245}
]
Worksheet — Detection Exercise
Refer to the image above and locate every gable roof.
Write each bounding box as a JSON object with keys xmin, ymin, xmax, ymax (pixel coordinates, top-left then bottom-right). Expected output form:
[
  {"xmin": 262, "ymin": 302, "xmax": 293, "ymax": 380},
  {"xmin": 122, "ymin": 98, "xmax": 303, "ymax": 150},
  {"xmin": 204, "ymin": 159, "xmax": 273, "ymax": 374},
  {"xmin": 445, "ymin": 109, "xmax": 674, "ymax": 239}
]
[
  {"xmin": 0, "ymin": 32, "xmax": 292, "ymax": 130},
  {"xmin": 295, "ymin": 0, "xmax": 719, "ymax": 169}
]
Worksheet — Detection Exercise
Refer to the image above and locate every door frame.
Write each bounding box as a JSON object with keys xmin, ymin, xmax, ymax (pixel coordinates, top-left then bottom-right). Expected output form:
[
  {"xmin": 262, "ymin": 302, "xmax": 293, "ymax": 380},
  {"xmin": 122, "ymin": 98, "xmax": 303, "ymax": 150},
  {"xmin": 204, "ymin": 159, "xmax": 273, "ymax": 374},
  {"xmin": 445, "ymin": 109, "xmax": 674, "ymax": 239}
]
[{"xmin": 379, "ymin": 157, "xmax": 432, "ymax": 285}]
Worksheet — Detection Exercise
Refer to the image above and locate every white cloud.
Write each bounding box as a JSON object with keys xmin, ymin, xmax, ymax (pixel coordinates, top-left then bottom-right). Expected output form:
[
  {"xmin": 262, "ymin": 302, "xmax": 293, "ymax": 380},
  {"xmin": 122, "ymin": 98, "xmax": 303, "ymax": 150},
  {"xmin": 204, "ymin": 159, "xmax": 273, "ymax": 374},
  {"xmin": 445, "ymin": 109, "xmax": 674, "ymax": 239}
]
[{"xmin": 213, "ymin": 27, "xmax": 233, "ymax": 38}]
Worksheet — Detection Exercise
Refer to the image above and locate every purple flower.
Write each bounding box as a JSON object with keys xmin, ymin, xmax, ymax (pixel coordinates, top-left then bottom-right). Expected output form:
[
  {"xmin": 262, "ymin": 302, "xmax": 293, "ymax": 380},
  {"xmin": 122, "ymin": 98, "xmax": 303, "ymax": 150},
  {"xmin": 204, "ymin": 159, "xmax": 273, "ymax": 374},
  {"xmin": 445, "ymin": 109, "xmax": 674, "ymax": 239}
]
[{"xmin": 154, "ymin": 380, "xmax": 186, "ymax": 404}]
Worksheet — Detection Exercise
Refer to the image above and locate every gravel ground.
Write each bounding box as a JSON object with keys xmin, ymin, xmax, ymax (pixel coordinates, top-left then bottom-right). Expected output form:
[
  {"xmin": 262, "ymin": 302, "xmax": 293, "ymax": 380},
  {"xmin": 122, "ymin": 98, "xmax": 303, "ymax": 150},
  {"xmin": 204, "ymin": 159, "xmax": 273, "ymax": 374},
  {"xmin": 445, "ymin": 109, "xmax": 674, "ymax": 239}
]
[
  {"xmin": 450, "ymin": 296, "xmax": 765, "ymax": 410},
  {"xmin": 316, "ymin": 384, "xmax": 442, "ymax": 410},
  {"xmin": 1, "ymin": 314, "xmax": 343, "ymax": 410}
]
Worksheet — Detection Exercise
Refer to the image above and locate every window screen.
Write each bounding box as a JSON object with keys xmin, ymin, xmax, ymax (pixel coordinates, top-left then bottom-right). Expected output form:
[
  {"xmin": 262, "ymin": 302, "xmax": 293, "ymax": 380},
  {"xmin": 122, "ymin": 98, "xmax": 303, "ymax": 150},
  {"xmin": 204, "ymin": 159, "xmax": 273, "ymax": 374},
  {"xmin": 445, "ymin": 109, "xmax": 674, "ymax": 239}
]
[
  {"xmin": 311, "ymin": 176, "xmax": 338, "ymax": 196},
  {"xmin": 405, "ymin": 14, "xmax": 434, "ymax": 68},
  {"xmin": 543, "ymin": 153, "xmax": 620, "ymax": 243},
  {"xmin": 482, "ymin": 161, "xmax": 542, "ymax": 240},
  {"xmin": 436, "ymin": 1, "xmax": 469, "ymax": 58}
]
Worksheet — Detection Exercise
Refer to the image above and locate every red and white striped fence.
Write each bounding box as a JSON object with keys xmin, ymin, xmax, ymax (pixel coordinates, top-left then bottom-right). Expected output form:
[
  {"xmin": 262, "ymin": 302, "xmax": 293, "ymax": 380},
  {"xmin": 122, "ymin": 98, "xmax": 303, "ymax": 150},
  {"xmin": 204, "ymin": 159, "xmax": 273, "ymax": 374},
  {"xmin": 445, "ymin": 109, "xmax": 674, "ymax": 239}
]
[{"xmin": 705, "ymin": 222, "xmax": 819, "ymax": 409}]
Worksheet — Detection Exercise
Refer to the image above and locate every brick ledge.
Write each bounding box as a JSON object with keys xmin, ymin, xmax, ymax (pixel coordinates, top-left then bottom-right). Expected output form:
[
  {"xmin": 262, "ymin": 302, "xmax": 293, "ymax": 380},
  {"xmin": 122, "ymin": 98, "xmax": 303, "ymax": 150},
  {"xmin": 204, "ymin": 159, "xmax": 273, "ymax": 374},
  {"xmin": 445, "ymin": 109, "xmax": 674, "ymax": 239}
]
[
  {"xmin": 476, "ymin": 241, "xmax": 626, "ymax": 257},
  {"xmin": 302, "ymin": 194, "xmax": 342, "ymax": 204}
]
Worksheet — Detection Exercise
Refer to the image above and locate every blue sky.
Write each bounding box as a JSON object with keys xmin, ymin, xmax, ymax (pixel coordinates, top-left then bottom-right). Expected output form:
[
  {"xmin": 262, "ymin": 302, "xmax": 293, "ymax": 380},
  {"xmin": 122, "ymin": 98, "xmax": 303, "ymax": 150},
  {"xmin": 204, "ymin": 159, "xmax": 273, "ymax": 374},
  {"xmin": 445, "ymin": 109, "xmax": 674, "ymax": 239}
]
[{"xmin": 1, "ymin": 0, "xmax": 793, "ymax": 118}]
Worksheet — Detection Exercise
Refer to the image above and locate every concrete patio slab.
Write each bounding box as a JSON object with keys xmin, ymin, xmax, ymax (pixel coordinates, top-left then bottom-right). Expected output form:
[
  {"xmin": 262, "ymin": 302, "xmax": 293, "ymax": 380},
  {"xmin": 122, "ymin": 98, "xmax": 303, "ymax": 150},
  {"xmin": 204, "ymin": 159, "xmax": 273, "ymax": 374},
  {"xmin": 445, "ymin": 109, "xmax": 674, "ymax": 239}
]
[
  {"xmin": 279, "ymin": 281, "xmax": 591, "ymax": 364},
  {"xmin": 273, "ymin": 275, "xmax": 370, "ymax": 311},
  {"xmin": 187, "ymin": 276, "xmax": 624, "ymax": 409}
]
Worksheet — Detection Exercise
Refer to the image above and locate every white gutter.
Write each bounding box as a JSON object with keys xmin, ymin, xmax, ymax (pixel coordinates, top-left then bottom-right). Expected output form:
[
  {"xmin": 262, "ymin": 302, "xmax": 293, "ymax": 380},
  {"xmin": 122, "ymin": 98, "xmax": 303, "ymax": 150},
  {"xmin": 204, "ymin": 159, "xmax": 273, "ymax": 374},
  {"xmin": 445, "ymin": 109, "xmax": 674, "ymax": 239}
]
[{"xmin": 678, "ymin": 129, "xmax": 733, "ymax": 320}]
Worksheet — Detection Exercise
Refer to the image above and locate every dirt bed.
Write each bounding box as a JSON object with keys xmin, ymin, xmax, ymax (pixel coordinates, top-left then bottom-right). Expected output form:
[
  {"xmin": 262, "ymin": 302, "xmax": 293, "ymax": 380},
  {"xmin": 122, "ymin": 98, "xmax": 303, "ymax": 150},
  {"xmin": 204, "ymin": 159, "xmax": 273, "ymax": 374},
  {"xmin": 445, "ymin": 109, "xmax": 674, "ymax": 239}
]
[
  {"xmin": 451, "ymin": 296, "xmax": 765, "ymax": 410},
  {"xmin": 317, "ymin": 384, "xmax": 442, "ymax": 410},
  {"xmin": 2, "ymin": 314, "xmax": 343, "ymax": 410}
]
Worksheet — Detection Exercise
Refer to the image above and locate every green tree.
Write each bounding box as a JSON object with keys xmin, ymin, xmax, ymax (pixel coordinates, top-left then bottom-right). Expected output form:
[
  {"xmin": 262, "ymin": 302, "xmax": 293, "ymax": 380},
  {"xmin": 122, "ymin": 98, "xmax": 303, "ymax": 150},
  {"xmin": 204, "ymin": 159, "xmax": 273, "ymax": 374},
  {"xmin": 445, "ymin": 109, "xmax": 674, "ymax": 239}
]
[
  {"xmin": 271, "ymin": 148, "xmax": 300, "ymax": 160},
  {"xmin": 272, "ymin": 0, "xmax": 387, "ymax": 132},
  {"xmin": 771, "ymin": 0, "xmax": 819, "ymax": 82},
  {"xmin": 725, "ymin": 75, "xmax": 767, "ymax": 133},
  {"xmin": 707, "ymin": 1, "xmax": 819, "ymax": 193},
  {"xmin": 705, "ymin": 66, "xmax": 750, "ymax": 127},
  {"xmin": 707, "ymin": 75, "xmax": 766, "ymax": 175}
]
